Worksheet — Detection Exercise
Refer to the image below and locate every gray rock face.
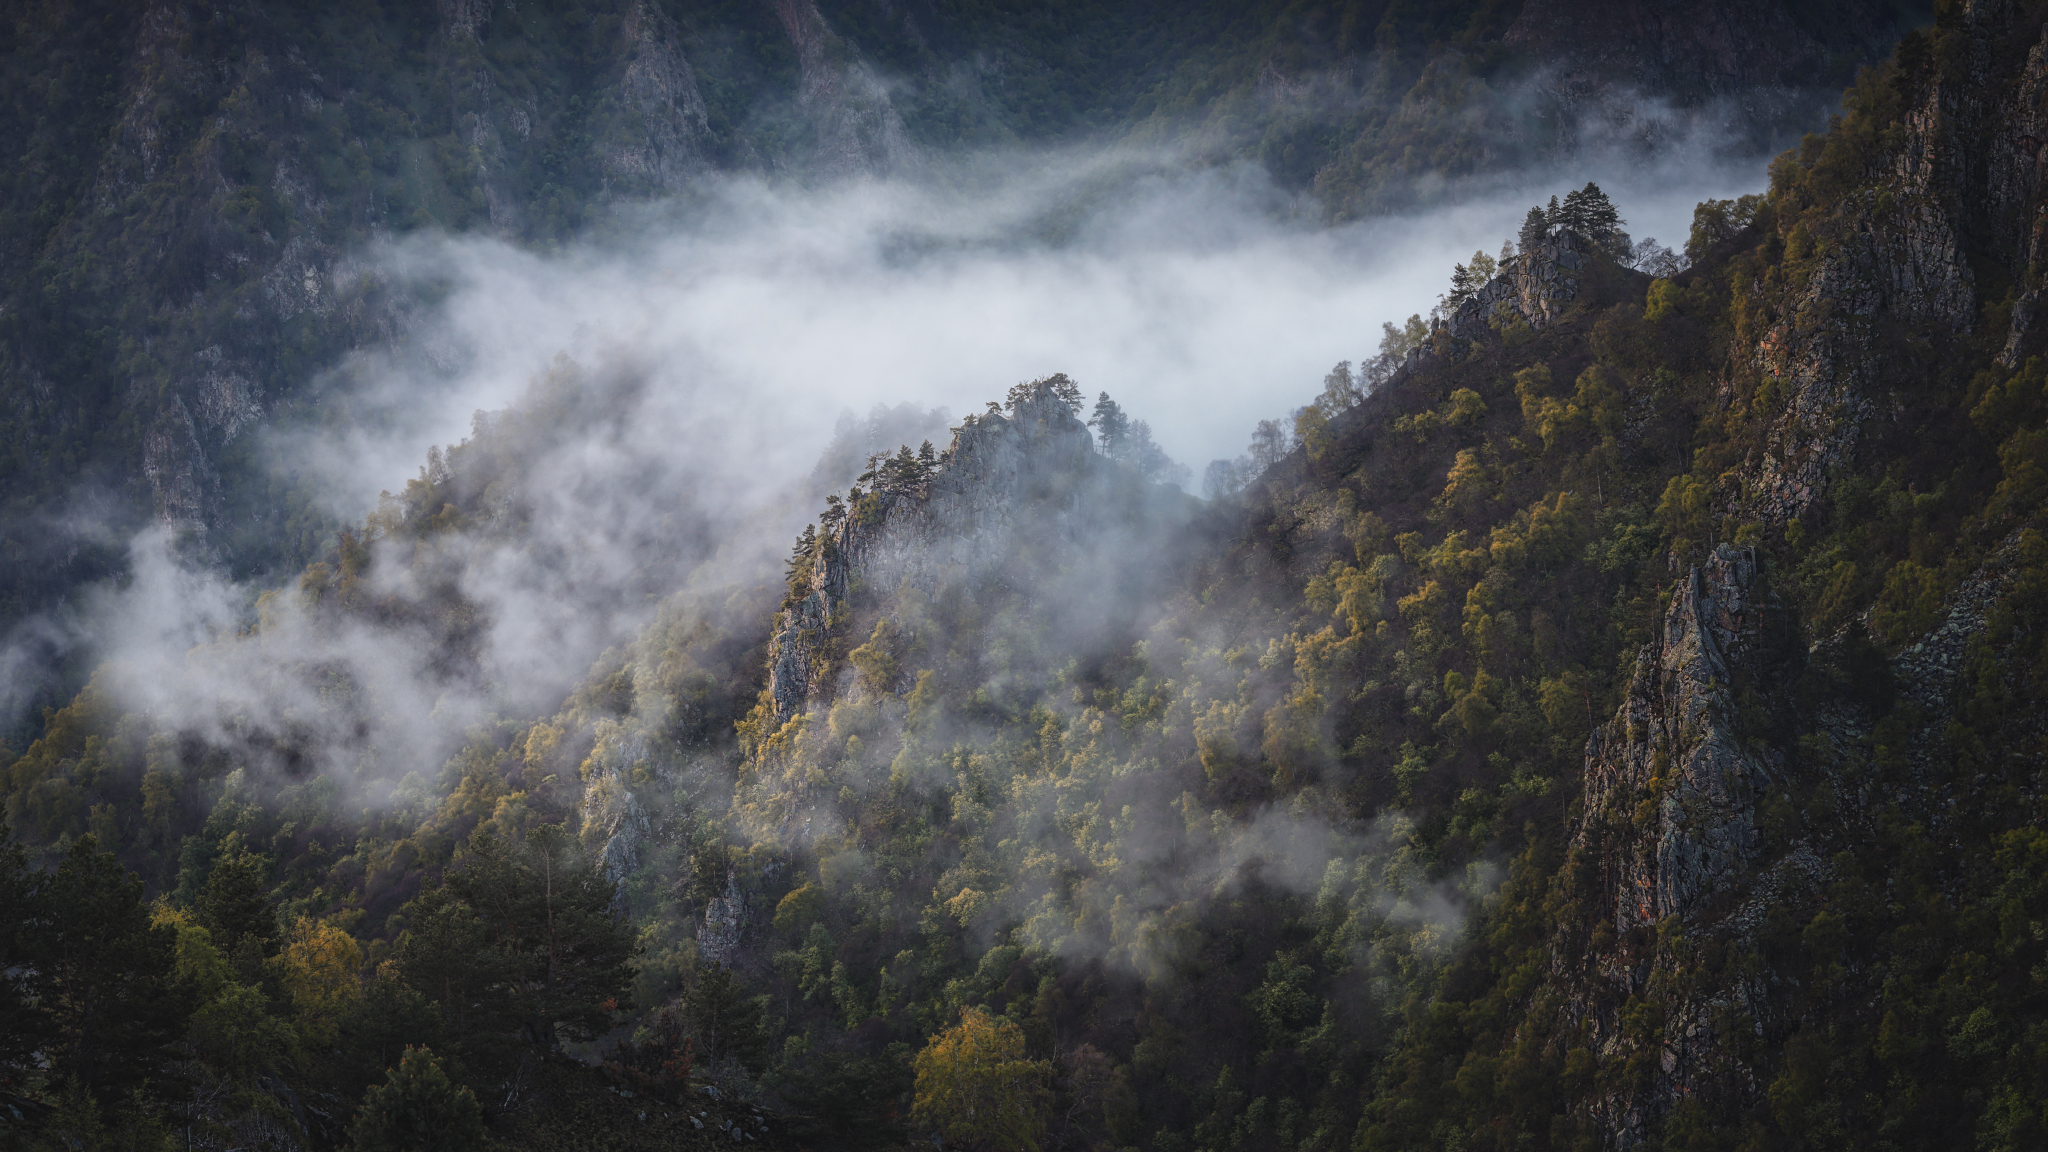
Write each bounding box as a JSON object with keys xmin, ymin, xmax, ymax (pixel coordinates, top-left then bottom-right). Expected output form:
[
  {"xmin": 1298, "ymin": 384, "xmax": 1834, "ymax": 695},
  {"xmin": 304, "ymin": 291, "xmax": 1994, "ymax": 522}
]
[
  {"xmin": 602, "ymin": 0, "xmax": 714, "ymax": 194},
  {"xmin": 770, "ymin": 0, "xmax": 921, "ymax": 179},
  {"xmin": 435, "ymin": 0, "xmax": 491, "ymax": 42},
  {"xmin": 1550, "ymin": 545, "xmax": 1794, "ymax": 1147},
  {"xmin": 699, "ymin": 868, "xmax": 749, "ymax": 967},
  {"xmin": 1388, "ymin": 230, "xmax": 1595, "ymax": 388},
  {"xmin": 1602, "ymin": 547, "xmax": 1778, "ymax": 931},
  {"xmin": 1544, "ymin": 525, "xmax": 2037, "ymax": 1149},
  {"xmin": 1883, "ymin": 528, "xmax": 2042, "ymax": 836},
  {"xmin": 1737, "ymin": 2, "xmax": 2048, "ymax": 526},
  {"xmin": 1443, "ymin": 230, "xmax": 1590, "ymax": 345}
]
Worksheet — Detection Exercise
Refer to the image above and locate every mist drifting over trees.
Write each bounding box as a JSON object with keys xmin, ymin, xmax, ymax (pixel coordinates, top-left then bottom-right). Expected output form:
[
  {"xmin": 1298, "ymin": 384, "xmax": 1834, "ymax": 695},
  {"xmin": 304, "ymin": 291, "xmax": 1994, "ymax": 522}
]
[{"xmin": 27, "ymin": 4, "xmax": 2048, "ymax": 1152}]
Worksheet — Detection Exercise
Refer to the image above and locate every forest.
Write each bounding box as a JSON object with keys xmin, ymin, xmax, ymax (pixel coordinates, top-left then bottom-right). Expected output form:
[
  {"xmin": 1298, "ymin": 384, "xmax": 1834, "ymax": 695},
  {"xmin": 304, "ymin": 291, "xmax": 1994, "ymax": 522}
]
[
  {"xmin": 7, "ymin": 1, "xmax": 2048, "ymax": 1151},
  {"xmin": 0, "ymin": 0, "xmax": 1919, "ymax": 679}
]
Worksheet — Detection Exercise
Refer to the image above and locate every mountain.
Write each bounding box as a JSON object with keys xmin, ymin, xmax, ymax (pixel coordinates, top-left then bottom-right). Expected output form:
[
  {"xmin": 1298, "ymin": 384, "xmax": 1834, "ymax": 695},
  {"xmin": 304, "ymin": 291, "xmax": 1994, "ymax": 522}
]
[
  {"xmin": 15, "ymin": 1, "xmax": 2048, "ymax": 1151},
  {"xmin": 0, "ymin": 0, "xmax": 1924, "ymax": 691}
]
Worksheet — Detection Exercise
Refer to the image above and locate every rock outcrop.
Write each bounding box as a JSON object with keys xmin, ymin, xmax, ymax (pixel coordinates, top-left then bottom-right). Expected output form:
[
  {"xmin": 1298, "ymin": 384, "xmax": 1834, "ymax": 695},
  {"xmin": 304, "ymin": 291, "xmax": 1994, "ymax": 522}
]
[
  {"xmin": 1392, "ymin": 230, "xmax": 1596, "ymax": 385},
  {"xmin": 764, "ymin": 382, "xmax": 1104, "ymax": 726},
  {"xmin": 699, "ymin": 869, "xmax": 750, "ymax": 966},
  {"xmin": 1548, "ymin": 545, "xmax": 1797, "ymax": 1146},
  {"xmin": 601, "ymin": 0, "xmax": 715, "ymax": 194},
  {"xmin": 1443, "ymin": 230, "xmax": 1592, "ymax": 344},
  {"xmin": 1737, "ymin": 1, "xmax": 2048, "ymax": 525},
  {"xmin": 771, "ymin": 0, "xmax": 921, "ymax": 179}
]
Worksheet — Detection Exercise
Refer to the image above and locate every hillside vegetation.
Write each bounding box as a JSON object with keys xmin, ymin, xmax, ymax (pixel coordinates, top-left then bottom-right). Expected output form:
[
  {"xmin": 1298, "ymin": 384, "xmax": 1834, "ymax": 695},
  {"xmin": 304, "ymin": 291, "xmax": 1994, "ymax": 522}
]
[
  {"xmin": 0, "ymin": 0, "xmax": 1921, "ymax": 689},
  {"xmin": 8, "ymin": 2, "xmax": 2048, "ymax": 1151}
]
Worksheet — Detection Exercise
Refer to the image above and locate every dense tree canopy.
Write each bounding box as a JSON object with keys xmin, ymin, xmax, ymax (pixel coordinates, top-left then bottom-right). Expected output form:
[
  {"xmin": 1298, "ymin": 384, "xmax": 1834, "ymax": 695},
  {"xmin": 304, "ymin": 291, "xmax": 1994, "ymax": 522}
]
[{"xmin": 7, "ymin": 11, "xmax": 2048, "ymax": 1151}]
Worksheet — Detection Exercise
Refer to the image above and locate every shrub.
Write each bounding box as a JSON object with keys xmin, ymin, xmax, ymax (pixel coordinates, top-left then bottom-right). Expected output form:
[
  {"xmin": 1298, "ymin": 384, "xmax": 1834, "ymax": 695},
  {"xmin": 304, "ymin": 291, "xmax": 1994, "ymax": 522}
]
[{"xmin": 347, "ymin": 1046, "xmax": 485, "ymax": 1152}]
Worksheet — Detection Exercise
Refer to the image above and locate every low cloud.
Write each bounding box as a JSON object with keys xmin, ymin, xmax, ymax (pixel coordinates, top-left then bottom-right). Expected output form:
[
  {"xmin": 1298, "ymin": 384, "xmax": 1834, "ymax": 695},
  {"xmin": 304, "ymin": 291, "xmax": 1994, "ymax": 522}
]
[
  {"xmin": 289, "ymin": 128, "xmax": 1767, "ymax": 513},
  {"xmin": 12, "ymin": 113, "xmax": 1770, "ymax": 780}
]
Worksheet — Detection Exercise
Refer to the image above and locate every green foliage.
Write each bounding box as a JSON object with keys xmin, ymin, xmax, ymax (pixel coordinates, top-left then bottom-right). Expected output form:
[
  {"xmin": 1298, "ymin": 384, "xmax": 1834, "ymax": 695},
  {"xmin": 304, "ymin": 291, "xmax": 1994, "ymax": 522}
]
[
  {"xmin": 346, "ymin": 1046, "xmax": 486, "ymax": 1152},
  {"xmin": 1551, "ymin": 181, "xmax": 1629, "ymax": 255},
  {"xmin": 34, "ymin": 836, "xmax": 188, "ymax": 1107},
  {"xmin": 402, "ymin": 826, "xmax": 638, "ymax": 1057},
  {"xmin": 1685, "ymin": 194, "xmax": 1765, "ymax": 264},
  {"xmin": 597, "ymin": 1005, "xmax": 696, "ymax": 1101},
  {"xmin": 0, "ymin": 821, "xmax": 54, "ymax": 1083},
  {"xmin": 2, "ymin": 14, "xmax": 2041, "ymax": 1150},
  {"xmin": 1089, "ymin": 392, "xmax": 1132, "ymax": 455},
  {"xmin": 912, "ymin": 1006, "xmax": 1053, "ymax": 1152},
  {"xmin": 189, "ymin": 981, "xmax": 297, "ymax": 1079},
  {"xmin": 777, "ymin": 1049, "xmax": 913, "ymax": 1148},
  {"xmin": 773, "ymin": 882, "xmax": 825, "ymax": 938},
  {"xmin": 675, "ymin": 957, "xmax": 770, "ymax": 1076},
  {"xmin": 195, "ymin": 837, "xmax": 280, "ymax": 960}
]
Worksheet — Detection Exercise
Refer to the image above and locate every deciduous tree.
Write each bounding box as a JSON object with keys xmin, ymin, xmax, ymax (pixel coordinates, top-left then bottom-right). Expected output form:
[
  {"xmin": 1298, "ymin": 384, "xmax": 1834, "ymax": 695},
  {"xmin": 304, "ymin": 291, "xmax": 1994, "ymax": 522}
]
[{"xmin": 912, "ymin": 1006, "xmax": 1053, "ymax": 1152}]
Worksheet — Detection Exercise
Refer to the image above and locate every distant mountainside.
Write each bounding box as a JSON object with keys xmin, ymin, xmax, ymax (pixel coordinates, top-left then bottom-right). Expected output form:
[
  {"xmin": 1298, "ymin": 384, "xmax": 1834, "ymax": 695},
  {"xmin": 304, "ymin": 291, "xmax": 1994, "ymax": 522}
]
[{"xmin": 0, "ymin": 0, "xmax": 1924, "ymax": 665}]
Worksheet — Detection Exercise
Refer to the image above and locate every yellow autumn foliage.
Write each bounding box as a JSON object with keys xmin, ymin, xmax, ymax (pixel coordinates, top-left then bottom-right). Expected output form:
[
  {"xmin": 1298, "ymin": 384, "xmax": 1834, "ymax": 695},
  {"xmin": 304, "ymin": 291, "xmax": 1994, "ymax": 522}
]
[
  {"xmin": 912, "ymin": 1006, "xmax": 1052, "ymax": 1151},
  {"xmin": 277, "ymin": 917, "xmax": 365, "ymax": 1043}
]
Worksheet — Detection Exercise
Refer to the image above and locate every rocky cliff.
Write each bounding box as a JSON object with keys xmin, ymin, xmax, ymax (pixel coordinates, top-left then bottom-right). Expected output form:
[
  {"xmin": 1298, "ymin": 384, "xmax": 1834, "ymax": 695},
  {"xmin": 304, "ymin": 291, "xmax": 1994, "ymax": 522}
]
[
  {"xmin": 1544, "ymin": 546, "xmax": 1798, "ymax": 1144},
  {"xmin": 1528, "ymin": 5, "xmax": 2048, "ymax": 1142},
  {"xmin": 1737, "ymin": 0, "xmax": 2048, "ymax": 526},
  {"xmin": 1443, "ymin": 230, "xmax": 1593, "ymax": 346},
  {"xmin": 762, "ymin": 378, "xmax": 1142, "ymax": 730}
]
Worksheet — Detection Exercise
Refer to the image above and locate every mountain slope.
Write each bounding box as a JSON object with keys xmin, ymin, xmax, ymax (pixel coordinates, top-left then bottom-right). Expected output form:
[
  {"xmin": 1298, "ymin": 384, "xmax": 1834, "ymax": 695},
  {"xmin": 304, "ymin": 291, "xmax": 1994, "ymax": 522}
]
[
  {"xmin": 10, "ymin": 3, "xmax": 2048, "ymax": 1151},
  {"xmin": 0, "ymin": 0, "xmax": 1924, "ymax": 682}
]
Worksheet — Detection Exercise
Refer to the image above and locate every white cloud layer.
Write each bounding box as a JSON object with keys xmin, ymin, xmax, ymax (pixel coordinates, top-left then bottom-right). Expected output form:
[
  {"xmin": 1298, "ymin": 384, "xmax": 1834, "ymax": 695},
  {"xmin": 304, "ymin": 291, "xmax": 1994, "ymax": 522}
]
[
  {"xmin": 300, "ymin": 139, "xmax": 1767, "ymax": 513},
  {"xmin": 7, "ymin": 126, "xmax": 1770, "ymax": 758}
]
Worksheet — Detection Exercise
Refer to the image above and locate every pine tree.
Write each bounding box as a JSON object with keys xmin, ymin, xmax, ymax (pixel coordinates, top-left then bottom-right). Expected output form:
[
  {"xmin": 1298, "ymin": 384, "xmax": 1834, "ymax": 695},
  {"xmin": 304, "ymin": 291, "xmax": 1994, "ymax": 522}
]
[
  {"xmin": 0, "ymin": 821, "xmax": 52, "ymax": 1084},
  {"xmin": 394, "ymin": 884, "xmax": 497, "ymax": 1045},
  {"xmin": 786, "ymin": 525, "xmax": 817, "ymax": 580},
  {"xmin": 1047, "ymin": 372, "xmax": 1084, "ymax": 412},
  {"xmin": 1089, "ymin": 393, "xmax": 1131, "ymax": 456},
  {"xmin": 886, "ymin": 444, "xmax": 918, "ymax": 490},
  {"xmin": 346, "ymin": 1046, "xmax": 486, "ymax": 1152},
  {"xmin": 195, "ymin": 837, "xmax": 278, "ymax": 960},
  {"xmin": 1006, "ymin": 373, "xmax": 1084, "ymax": 414},
  {"xmin": 37, "ymin": 835, "xmax": 188, "ymax": 1107},
  {"xmin": 1554, "ymin": 182, "xmax": 1628, "ymax": 253},
  {"xmin": 1518, "ymin": 206, "xmax": 1549, "ymax": 251},
  {"xmin": 447, "ymin": 826, "xmax": 637, "ymax": 1052},
  {"xmin": 1444, "ymin": 262, "xmax": 1476, "ymax": 310},
  {"xmin": 679, "ymin": 958, "xmax": 769, "ymax": 1075}
]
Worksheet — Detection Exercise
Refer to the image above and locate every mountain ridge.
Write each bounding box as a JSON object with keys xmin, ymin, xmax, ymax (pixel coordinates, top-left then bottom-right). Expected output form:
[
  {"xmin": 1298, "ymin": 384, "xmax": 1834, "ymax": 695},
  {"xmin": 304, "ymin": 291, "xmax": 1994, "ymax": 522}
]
[
  {"xmin": 0, "ymin": 0, "xmax": 1924, "ymax": 676},
  {"xmin": 11, "ymin": 3, "xmax": 2048, "ymax": 1151}
]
